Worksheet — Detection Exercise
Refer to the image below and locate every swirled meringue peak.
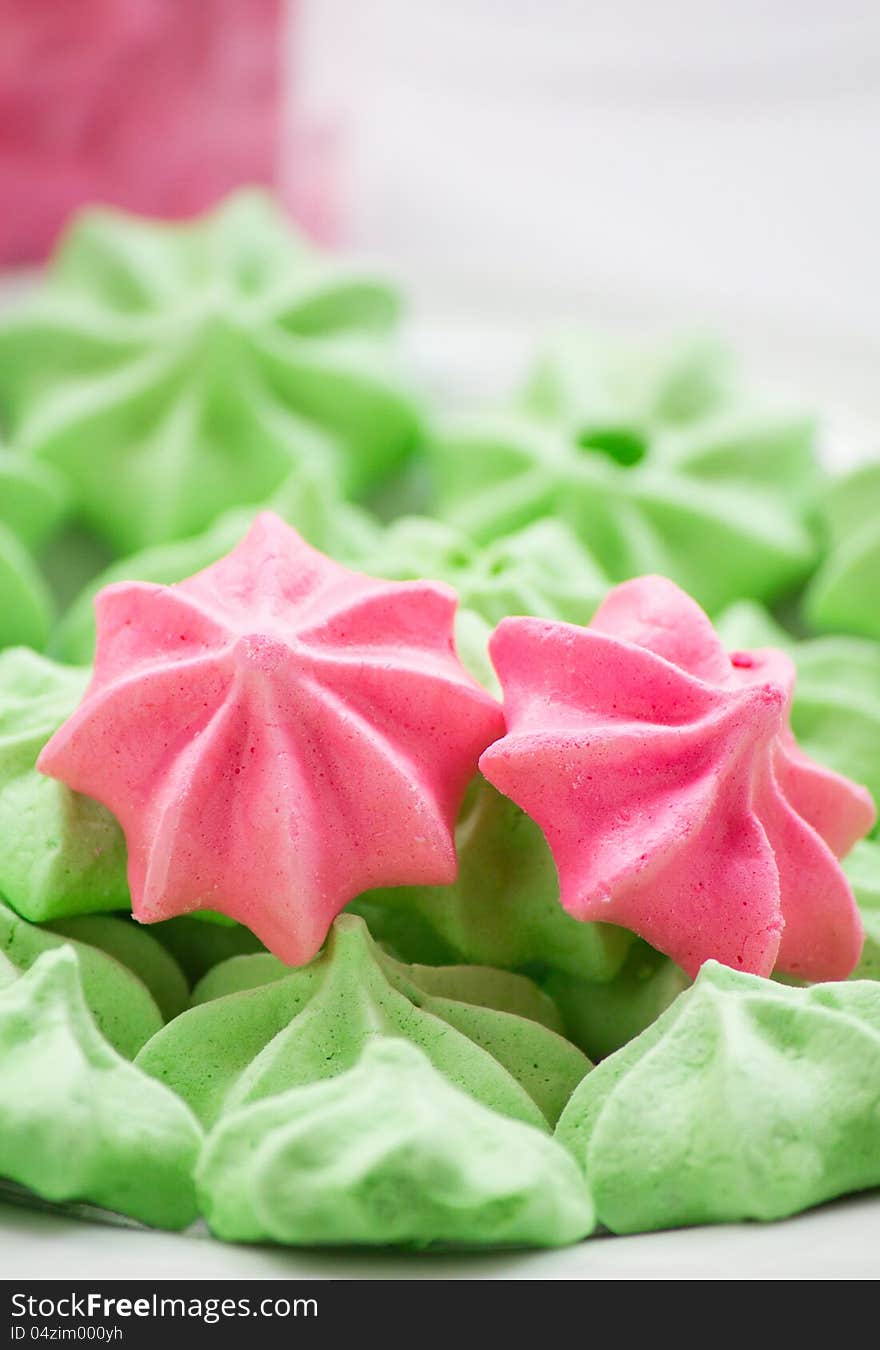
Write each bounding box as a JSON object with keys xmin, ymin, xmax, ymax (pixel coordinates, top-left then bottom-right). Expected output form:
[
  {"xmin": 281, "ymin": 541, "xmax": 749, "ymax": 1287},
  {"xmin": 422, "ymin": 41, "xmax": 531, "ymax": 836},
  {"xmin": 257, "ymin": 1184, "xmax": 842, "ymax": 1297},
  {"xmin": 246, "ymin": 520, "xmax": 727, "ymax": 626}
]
[
  {"xmin": 806, "ymin": 462, "xmax": 880, "ymax": 642},
  {"xmin": 480, "ymin": 575, "xmax": 876, "ymax": 980},
  {"xmin": 197, "ymin": 1038, "xmax": 594, "ymax": 1249},
  {"xmin": 0, "ymin": 947, "xmax": 201, "ymax": 1229},
  {"xmin": 136, "ymin": 913, "xmax": 590, "ymax": 1132},
  {"xmin": 556, "ymin": 960, "xmax": 880, "ymax": 1232},
  {"xmin": 0, "ymin": 190, "xmax": 421, "ymax": 553},
  {"xmin": 38, "ymin": 513, "xmax": 504, "ymax": 964}
]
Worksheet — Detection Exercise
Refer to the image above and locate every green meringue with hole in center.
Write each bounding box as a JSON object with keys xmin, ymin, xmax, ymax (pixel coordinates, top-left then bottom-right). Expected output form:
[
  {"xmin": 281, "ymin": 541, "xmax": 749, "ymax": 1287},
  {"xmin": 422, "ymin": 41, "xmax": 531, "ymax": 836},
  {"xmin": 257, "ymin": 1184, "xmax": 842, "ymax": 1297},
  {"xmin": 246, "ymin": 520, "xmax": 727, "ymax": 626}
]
[
  {"xmin": 0, "ymin": 947, "xmax": 201, "ymax": 1229},
  {"xmin": 351, "ymin": 779, "xmax": 633, "ymax": 981},
  {"xmin": 0, "ymin": 190, "xmax": 421, "ymax": 554},
  {"xmin": 717, "ymin": 600, "xmax": 880, "ymax": 813},
  {"xmin": 0, "ymin": 898, "xmax": 162, "ymax": 1057},
  {"xmin": 544, "ymin": 941, "xmax": 691, "ymax": 1062},
  {"xmin": 524, "ymin": 331, "xmax": 819, "ymax": 501},
  {"xmin": 52, "ymin": 460, "xmax": 379, "ymax": 665},
  {"xmin": 0, "ymin": 647, "xmax": 129, "ymax": 921},
  {"xmin": 197, "ymin": 1038, "xmax": 595, "ymax": 1249},
  {"xmin": 556, "ymin": 960, "xmax": 880, "ymax": 1234},
  {"xmin": 136, "ymin": 914, "xmax": 590, "ymax": 1133}
]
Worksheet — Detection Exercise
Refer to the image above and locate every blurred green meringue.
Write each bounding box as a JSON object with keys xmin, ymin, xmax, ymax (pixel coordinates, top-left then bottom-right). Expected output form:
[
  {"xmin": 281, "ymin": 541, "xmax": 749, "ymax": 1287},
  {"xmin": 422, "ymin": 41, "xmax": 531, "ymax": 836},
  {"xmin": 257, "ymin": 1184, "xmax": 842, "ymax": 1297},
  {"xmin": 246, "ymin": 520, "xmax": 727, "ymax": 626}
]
[
  {"xmin": 0, "ymin": 898, "xmax": 162, "ymax": 1058},
  {"xmin": 0, "ymin": 947, "xmax": 201, "ymax": 1228},
  {"xmin": 355, "ymin": 514, "xmax": 608, "ymax": 629},
  {"xmin": 47, "ymin": 914, "xmax": 189, "ymax": 1022},
  {"xmin": 0, "ymin": 527, "xmax": 54, "ymax": 653},
  {"xmin": 557, "ymin": 961, "xmax": 880, "ymax": 1233},
  {"xmin": 53, "ymin": 461, "xmax": 378, "ymax": 665},
  {"xmin": 198, "ymin": 1038, "xmax": 594, "ymax": 1249},
  {"xmin": 0, "ymin": 451, "xmax": 68, "ymax": 651},
  {"xmin": 524, "ymin": 332, "xmax": 735, "ymax": 447},
  {"xmin": 0, "ymin": 647, "xmax": 129, "ymax": 922},
  {"xmin": 806, "ymin": 462, "xmax": 880, "ymax": 642},
  {"xmin": 429, "ymin": 335, "xmax": 819, "ymax": 615},
  {"xmin": 0, "ymin": 190, "xmax": 421, "ymax": 555},
  {"xmin": 136, "ymin": 913, "xmax": 589, "ymax": 1133}
]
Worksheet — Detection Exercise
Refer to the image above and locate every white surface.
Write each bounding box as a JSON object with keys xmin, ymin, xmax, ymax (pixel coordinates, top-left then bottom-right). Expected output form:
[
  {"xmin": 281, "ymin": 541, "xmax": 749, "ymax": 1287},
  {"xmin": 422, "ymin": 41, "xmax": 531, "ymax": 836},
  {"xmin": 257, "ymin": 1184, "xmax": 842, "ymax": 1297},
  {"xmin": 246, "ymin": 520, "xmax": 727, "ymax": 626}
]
[{"xmin": 2, "ymin": 1193, "xmax": 879, "ymax": 1281}]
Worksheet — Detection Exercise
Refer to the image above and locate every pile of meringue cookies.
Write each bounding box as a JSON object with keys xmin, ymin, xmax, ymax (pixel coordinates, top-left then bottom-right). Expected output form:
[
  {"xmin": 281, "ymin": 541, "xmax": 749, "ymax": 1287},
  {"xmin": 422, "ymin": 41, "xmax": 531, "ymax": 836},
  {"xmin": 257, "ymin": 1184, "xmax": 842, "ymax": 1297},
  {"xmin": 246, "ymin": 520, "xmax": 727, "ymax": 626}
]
[{"xmin": 1, "ymin": 190, "xmax": 880, "ymax": 1252}]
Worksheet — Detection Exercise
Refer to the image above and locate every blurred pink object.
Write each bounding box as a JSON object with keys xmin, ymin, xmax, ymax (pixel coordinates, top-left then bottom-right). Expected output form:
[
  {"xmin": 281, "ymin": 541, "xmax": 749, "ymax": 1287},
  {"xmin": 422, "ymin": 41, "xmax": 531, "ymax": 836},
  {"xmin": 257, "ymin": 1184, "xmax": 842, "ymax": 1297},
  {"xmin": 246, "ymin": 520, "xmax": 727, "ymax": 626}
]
[{"xmin": 0, "ymin": 0, "xmax": 331, "ymax": 263}]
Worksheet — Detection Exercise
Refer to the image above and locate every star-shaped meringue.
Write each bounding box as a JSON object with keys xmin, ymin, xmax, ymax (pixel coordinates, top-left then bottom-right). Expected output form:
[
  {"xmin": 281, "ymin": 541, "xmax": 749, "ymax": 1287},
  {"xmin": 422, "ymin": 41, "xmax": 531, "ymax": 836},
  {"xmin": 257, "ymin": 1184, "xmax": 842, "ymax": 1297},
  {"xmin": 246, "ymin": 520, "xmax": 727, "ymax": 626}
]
[
  {"xmin": 479, "ymin": 575, "xmax": 875, "ymax": 980},
  {"xmin": 38, "ymin": 513, "xmax": 503, "ymax": 965}
]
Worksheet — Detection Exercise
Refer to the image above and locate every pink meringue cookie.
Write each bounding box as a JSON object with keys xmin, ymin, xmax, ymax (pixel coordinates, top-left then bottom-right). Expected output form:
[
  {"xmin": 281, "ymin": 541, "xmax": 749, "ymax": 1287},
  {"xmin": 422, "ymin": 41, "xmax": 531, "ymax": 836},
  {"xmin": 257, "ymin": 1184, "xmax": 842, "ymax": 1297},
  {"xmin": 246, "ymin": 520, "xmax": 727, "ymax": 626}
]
[
  {"xmin": 38, "ymin": 514, "xmax": 503, "ymax": 965},
  {"xmin": 480, "ymin": 576, "xmax": 875, "ymax": 980}
]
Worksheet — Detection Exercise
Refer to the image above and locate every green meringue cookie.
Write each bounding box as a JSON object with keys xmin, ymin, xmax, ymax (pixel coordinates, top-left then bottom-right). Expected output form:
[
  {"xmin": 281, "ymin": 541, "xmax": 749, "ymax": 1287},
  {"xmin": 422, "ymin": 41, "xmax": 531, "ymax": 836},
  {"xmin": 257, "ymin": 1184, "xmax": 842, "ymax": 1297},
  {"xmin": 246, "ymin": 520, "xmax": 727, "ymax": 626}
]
[
  {"xmin": 0, "ymin": 190, "xmax": 421, "ymax": 554},
  {"xmin": 544, "ymin": 941, "xmax": 691, "ymax": 1062},
  {"xmin": 0, "ymin": 898, "xmax": 162, "ymax": 1057},
  {"xmin": 0, "ymin": 947, "xmax": 201, "ymax": 1228},
  {"xmin": 0, "ymin": 451, "xmax": 67, "ymax": 649},
  {"xmin": 47, "ymin": 916, "xmax": 189, "ymax": 1022},
  {"xmin": 524, "ymin": 330, "xmax": 818, "ymax": 496},
  {"xmin": 556, "ymin": 960, "xmax": 880, "ymax": 1233},
  {"xmin": 198, "ymin": 1038, "xmax": 594, "ymax": 1249},
  {"xmin": 430, "ymin": 414, "xmax": 817, "ymax": 616},
  {"xmin": 136, "ymin": 914, "xmax": 590, "ymax": 1132},
  {"xmin": 148, "ymin": 916, "xmax": 267, "ymax": 987},
  {"xmin": 352, "ymin": 780, "xmax": 633, "ymax": 981},
  {"xmin": 717, "ymin": 601, "xmax": 880, "ymax": 811},
  {"xmin": 0, "ymin": 526, "xmax": 54, "ymax": 652},
  {"xmin": 53, "ymin": 461, "xmax": 379, "ymax": 665},
  {"xmin": 344, "ymin": 514, "xmax": 608, "ymax": 693},
  {"xmin": 0, "ymin": 647, "xmax": 129, "ymax": 921},
  {"xmin": 191, "ymin": 946, "xmax": 566, "ymax": 1035},
  {"xmin": 806, "ymin": 462, "xmax": 880, "ymax": 642},
  {"xmin": 844, "ymin": 840, "xmax": 880, "ymax": 980}
]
